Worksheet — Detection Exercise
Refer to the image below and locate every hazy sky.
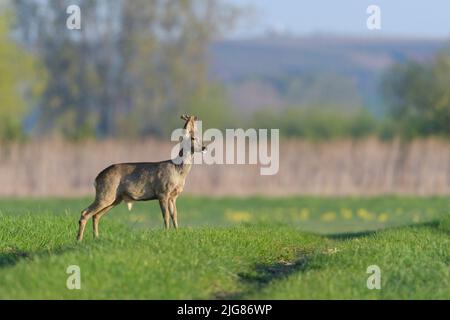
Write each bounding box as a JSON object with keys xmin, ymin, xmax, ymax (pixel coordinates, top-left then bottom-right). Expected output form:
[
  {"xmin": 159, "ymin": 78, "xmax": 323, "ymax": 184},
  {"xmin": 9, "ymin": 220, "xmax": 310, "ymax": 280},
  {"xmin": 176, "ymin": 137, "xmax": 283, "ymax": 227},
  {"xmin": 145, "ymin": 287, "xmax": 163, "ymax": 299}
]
[{"xmin": 227, "ymin": 0, "xmax": 450, "ymax": 39}]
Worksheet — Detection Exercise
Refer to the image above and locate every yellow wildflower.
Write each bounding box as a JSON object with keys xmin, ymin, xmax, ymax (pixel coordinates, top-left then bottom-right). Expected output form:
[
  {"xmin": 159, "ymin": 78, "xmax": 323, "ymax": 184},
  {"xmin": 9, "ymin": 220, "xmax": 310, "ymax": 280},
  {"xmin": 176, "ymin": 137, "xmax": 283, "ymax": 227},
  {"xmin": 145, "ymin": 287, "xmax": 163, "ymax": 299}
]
[
  {"xmin": 340, "ymin": 208, "xmax": 353, "ymax": 220},
  {"xmin": 321, "ymin": 211, "xmax": 337, "ymax": 222},
  {"xmin": 378, "ymin": 213, "xmax": 389, "ymax": 223},
  {"xmin": 225, "ymin": 210, "xmax": 251, "ymax": 222}
]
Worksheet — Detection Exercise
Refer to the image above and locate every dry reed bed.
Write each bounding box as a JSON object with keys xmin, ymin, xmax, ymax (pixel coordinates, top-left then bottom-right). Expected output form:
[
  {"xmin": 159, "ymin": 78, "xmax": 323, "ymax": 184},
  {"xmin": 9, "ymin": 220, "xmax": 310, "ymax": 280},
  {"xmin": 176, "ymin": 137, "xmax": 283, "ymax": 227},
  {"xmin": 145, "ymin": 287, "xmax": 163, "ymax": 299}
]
[{"xmin": 0, "ymin": 138, "xmax": 449, "ymax": 197}]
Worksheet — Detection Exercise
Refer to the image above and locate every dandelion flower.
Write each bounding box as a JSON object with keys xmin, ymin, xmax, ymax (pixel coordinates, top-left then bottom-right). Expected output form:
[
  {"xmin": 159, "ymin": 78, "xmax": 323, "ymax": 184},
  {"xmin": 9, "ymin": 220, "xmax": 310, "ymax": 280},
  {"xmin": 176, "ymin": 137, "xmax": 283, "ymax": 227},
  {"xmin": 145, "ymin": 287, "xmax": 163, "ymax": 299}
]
[
  {"xmin": 340, "ymin": 208, "xmax": 353, "ymax": 220},
  {"xmin": 378, "ymin": 213, "xmax": 389, "ymax": 223},
  {"xmin": 225, "ymin": 210, "xmax": 251, "ymax": 222},
  {"xmin": 299, "ymin": 208, "xmax": 310, "ymax": 221},
  {"xmin": 321, "ymin": 211, "xmax": 336, "ymax": 222},
  {"xmin": 357, "ymin": 208, "xmax": 375, "ymax": 221}
]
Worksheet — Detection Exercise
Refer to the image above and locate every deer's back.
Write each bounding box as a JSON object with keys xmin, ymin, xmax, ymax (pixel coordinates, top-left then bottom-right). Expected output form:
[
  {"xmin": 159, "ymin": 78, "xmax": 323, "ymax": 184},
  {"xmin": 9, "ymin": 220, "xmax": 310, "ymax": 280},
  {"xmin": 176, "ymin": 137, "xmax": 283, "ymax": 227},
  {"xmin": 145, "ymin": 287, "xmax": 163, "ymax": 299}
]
[{"xmin": 95, "ymin": 161, "xmax": 186, "ymax": 201}]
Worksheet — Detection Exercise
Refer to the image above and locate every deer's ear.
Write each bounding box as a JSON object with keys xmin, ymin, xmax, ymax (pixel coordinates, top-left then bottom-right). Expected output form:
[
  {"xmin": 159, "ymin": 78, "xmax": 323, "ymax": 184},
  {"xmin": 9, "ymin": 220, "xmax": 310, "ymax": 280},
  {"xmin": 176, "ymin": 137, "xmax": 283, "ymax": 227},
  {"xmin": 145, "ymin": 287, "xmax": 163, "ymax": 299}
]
[{"xmin": 193, "ymin": 116, "xmax": 198, "ymax": 121}]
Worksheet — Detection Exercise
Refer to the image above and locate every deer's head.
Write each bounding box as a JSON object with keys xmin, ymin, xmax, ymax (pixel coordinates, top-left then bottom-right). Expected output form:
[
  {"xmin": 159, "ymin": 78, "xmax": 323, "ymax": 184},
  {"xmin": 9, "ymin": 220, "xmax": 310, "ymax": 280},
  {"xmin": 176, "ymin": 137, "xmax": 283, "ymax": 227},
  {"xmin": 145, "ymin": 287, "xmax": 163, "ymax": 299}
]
[{"xmin": 180, "ymin": 114, "xmax": 206, "ymax": 155}]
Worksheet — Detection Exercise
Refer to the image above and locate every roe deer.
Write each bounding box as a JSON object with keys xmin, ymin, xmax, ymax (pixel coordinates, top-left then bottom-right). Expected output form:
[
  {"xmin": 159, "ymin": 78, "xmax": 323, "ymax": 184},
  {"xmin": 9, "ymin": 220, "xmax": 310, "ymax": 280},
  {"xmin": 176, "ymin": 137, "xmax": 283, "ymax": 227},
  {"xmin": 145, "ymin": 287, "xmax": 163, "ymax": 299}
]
[{"xmin": 77, "ymin": 115, "xmax": 206, "ymax": 241}]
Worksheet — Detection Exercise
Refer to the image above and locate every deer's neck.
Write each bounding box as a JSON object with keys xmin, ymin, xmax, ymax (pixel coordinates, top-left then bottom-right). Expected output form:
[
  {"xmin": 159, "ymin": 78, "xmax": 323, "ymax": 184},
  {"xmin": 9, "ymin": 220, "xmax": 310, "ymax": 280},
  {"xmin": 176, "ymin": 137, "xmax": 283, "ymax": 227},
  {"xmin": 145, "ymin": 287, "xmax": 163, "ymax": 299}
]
[
  {"xmin": 174, "ymin": 151, "xmax": 193, "ymax": 176},
  {"xmin": 177, "ymin": 162, "xmax": 192, "ymax": 176},
  {"xmin": 173, "ymin": 133, "xmax": 196, "ymax": 176}
]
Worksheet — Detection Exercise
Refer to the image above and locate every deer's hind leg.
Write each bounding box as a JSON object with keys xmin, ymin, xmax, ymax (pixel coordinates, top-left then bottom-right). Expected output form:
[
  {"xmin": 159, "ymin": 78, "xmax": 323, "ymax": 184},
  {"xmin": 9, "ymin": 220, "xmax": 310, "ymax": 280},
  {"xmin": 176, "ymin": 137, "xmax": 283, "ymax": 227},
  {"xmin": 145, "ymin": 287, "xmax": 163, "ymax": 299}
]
[
  {"xmin": 92, "ymin": 199, "xmax": 121, "ymax": 238},
  {"xmin": 78, "ymin": 199, "xmax": 116, "ymax": 242}
]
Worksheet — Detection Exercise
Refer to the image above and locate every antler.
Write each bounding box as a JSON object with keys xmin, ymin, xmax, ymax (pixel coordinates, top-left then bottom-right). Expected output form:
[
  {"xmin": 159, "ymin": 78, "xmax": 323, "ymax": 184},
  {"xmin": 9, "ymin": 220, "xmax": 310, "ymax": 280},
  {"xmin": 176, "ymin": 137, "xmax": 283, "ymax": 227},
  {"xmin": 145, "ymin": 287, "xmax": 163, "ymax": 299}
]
[{"xmin": 181, "ymin": 114, "xmax": 199, "ymax": 121}]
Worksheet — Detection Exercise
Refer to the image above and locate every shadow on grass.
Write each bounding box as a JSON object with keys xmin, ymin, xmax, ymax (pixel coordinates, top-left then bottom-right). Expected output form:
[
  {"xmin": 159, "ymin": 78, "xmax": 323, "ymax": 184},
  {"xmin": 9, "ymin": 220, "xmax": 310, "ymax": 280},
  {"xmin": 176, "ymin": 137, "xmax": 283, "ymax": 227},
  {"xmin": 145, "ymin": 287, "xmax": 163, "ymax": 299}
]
[
  {"xmin": 214, "ymin": 229, "xmax": 377, "ymax": 299},
  {"xmin": 0, "ymin": 249, "xmax": 32, "ymax": 268},
  {"xmin": 215, "ymin": 255, "xmax": 310, "ymax": 300},
  {"xmin": 215, "ymin": 219, "xmax": 445, "ymax": 299},
  {"xmin": 326, "ymin": 220, "xmax": 442, "ymax": 241},
  {"xmin": 0, "ymin": 243, "xmax": 82, "ymax": 269},
  {"xmin": 326, "ymin": 230, "xmax": 376, "ymax": 241}
]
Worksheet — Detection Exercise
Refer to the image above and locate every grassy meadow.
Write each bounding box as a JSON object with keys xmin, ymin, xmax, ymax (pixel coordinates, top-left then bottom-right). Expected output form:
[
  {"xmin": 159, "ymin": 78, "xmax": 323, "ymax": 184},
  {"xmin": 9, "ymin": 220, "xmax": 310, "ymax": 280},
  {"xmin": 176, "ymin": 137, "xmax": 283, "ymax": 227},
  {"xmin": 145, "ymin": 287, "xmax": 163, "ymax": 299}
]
[{"xmin": 0, "ymin": 196, "xmax": 448, "ymax": 299}]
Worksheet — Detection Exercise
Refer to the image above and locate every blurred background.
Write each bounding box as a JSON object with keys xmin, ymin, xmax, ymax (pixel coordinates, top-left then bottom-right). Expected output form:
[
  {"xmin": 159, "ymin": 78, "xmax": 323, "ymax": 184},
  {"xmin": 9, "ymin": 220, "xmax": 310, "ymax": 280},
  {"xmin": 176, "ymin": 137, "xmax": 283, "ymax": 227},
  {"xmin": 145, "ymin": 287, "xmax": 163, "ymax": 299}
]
[{"xmin": 0, "ymin": 0, "xmax": 449, "ymax": 196}]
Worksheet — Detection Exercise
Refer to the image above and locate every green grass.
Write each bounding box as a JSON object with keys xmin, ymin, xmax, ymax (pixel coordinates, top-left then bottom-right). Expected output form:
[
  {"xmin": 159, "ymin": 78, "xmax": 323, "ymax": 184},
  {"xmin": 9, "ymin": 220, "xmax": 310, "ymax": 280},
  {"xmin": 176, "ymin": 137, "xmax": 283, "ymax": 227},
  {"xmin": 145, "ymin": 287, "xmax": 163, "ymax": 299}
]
[{"xmin": 0, "ymin": 196, "xmax": 448, "ymax": 299}]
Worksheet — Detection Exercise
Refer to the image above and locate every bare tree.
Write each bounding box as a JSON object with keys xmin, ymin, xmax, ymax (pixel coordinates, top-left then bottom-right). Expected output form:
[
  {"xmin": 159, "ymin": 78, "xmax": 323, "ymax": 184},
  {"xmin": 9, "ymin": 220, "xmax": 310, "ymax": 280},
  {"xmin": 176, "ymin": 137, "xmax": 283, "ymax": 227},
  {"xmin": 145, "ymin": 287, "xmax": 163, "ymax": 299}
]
[{"xmin": 13, "ymin": 0, "xmax": 238, "ymax": 139}]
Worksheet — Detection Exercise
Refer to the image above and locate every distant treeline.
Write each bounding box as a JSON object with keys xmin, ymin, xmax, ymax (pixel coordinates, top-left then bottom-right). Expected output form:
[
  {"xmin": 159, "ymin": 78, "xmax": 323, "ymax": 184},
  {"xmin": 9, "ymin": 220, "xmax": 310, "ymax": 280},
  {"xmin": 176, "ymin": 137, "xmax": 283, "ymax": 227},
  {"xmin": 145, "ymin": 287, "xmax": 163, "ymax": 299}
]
[
  {"xmin": 248, "ymin": 49, "xmax": 450, "ymax": 140},
  {"xmin": 249, "ymin": 108, "xmax": 388, "ymax": 140},
  {"xmin": 0, "ymin": 1, "xmax": 449, "ymax": 141}
]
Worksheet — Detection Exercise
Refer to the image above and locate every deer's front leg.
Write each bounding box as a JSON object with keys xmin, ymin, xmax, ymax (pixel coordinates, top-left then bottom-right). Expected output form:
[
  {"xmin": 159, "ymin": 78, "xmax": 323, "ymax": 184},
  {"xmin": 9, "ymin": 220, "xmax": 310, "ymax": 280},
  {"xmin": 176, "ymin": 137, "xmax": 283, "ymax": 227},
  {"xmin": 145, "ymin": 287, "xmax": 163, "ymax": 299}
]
[
  {"xmin": 169, "ymin": 197, "xmax": 178, "ymax": 229},
  {"xmin": 158, "ymin": 197, "xmax": 170, "ymax": 230}
]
